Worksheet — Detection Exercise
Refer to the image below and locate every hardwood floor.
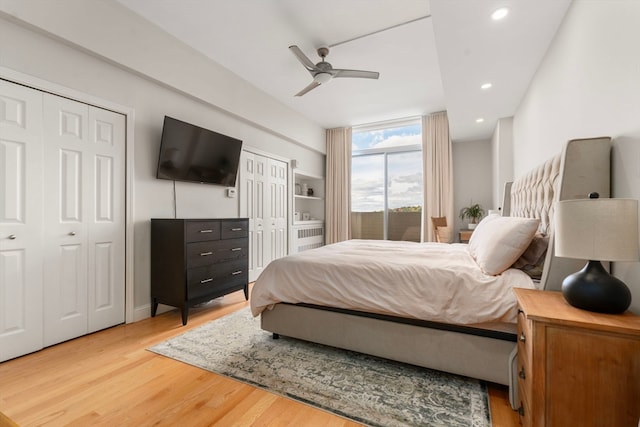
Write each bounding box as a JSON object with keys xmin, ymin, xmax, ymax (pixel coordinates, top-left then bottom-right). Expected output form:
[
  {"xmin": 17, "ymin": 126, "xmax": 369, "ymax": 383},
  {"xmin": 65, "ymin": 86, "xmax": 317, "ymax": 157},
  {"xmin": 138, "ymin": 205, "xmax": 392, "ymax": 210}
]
[{"xmin": 0, "ymin": 289, "xmax": 519, "ymax": 426}]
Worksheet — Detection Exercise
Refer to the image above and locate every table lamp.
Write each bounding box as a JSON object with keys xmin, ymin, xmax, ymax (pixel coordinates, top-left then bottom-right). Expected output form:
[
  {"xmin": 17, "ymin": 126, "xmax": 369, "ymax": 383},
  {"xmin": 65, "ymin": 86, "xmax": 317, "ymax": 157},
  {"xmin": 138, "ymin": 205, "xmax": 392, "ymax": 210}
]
[{"xmin": 554, "ymin": 193, "xmax": 639, "ymax": 313}]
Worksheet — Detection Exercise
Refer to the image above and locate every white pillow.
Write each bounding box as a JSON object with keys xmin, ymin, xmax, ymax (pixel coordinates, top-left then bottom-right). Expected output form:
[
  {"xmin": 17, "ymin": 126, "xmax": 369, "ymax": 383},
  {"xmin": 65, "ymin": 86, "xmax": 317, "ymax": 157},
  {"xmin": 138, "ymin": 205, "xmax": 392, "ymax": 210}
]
[{"xmin": 468, "ymin": 214, "xmax": 540, "ymax": 275}]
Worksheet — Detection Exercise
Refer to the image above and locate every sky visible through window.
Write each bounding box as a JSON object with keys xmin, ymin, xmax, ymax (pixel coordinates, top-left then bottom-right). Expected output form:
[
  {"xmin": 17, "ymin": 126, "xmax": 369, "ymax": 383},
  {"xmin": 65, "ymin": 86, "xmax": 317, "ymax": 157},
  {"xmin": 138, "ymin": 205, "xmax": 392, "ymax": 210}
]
[{"xmin": 352, "ymin": 123, "xmax": 422, "ymax": 212}]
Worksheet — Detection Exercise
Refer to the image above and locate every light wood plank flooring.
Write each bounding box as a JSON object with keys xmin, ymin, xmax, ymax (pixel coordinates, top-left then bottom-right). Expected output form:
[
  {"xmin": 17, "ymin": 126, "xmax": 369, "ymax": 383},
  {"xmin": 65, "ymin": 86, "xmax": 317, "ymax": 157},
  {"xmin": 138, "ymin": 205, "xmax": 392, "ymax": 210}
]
[{"xmin": 0, "ymin": 289, "xmax": 519, "ymax": 426}]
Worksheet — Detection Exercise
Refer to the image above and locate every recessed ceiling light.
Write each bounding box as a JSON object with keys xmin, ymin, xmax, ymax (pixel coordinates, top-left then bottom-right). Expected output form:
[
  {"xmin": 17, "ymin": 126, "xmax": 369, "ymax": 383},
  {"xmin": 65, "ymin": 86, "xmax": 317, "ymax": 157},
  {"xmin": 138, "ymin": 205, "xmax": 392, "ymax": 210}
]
[
  {"xmin": 491, "ymin": 7, "xmax": 509, "ymax": 20},
  {"xmin": 481, "ymin": 83, "xmax": 493, "ymax": 90},
  {"xmin": 476, "ymin": 118, "xmax": 485, "ymax": 123}
]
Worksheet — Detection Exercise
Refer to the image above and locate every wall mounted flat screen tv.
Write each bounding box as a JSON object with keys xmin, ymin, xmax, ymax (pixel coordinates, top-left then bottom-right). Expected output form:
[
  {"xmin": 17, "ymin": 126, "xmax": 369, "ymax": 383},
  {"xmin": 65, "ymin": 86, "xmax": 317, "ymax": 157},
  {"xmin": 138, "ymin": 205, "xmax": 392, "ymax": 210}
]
[{"xmin": 156, "ymin": 116, "xmax": 243, "ymax": 186}]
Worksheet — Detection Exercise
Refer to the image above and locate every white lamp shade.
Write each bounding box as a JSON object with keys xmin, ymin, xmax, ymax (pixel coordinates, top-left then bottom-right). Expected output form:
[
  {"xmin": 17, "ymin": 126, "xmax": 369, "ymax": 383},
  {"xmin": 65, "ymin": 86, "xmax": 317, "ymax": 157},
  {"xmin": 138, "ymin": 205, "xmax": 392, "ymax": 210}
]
[{"xmin": 555, "ymin": 198, "xmax": 639, "ymax": 261}]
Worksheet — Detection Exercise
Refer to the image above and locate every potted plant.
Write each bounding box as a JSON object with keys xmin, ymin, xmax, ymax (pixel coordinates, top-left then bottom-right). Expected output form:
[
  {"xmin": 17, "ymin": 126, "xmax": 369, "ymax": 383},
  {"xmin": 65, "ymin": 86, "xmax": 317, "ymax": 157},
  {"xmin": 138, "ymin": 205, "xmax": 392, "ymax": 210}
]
[{"xmin": 460, "ymin": 203, "xmax": 484, "ymax": 230}]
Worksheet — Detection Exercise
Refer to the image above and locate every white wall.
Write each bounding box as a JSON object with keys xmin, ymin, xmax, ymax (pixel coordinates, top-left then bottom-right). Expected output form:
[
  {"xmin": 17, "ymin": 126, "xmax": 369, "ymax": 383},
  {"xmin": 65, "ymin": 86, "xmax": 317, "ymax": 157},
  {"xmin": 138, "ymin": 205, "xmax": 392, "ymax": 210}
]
[
  {"xmin": 512, "ymin": 0, "xmax": 640, "ymax": 313},
  {"xmin": 0, "ymin": 4, "xmax": 326, "ymax": 318},
  {"xmin": 452, "ymin": 139, "xmax": 493, "ymax": 240}
]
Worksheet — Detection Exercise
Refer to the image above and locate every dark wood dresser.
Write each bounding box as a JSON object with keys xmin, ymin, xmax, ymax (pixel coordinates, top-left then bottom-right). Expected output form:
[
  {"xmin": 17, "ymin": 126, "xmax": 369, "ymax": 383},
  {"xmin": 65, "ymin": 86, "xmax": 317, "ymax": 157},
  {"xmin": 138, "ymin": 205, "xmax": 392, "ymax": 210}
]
[{"xmin": 151, "ymin": 218, "xmax": 249, "ymax": 325}]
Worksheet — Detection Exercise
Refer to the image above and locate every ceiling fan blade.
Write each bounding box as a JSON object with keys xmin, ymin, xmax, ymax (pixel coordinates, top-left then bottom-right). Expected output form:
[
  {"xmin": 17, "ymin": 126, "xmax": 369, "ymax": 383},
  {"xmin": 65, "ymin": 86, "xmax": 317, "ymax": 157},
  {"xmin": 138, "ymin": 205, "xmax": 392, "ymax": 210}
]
[
  {"xmin": 333, "ymin": 69, "xmax": 380, "ymax": 79},
  {"xmin": 294, "ymin": 81, "xmax": 321, "ymax": 97},
  {"xmin": 289, "ymin": 45, "xmax": 318, "ymax": 72}
]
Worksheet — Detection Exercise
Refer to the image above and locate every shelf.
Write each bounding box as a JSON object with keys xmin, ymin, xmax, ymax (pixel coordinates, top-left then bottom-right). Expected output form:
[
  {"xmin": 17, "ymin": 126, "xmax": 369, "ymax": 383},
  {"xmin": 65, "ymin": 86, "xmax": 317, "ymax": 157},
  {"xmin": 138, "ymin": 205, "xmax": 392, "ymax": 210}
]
[
  {"xmin": 293, "ymin": 220, "xmax": 324, "ymax": 226},
  {"xmin": 294, "ymin": 194, "xmax": 323, "ymax": 201},
  {"xmin": 294, "ymin": 170, "xmax": 323, "ymax": 180}
]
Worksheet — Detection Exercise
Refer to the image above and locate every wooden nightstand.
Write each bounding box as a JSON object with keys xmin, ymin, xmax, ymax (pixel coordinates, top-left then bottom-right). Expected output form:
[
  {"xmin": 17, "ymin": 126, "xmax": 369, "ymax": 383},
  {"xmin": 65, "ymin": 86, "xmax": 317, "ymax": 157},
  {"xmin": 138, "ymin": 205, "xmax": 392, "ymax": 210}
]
[
  {"xmin": 459, "ymin": 229, "xmax": 473, "ymax": 243},
  {"xmin": 513, "ymin": 288, "xmax": 640, "ymax": 427}
]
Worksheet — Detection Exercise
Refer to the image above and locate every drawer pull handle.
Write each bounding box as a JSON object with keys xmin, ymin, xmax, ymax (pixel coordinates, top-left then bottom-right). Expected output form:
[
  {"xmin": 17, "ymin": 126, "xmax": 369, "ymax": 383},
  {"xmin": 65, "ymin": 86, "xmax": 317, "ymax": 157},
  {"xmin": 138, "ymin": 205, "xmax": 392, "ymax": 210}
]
[
  {"xmin": 200, "ymin": 251, "xmax": 213, "ymax": 256},
  {"xmin": 519, "ymin": 333, "xmax": 526, "ymax": 343},
  {"xmin": 232, "ymin": 270, "xmax": 243, "ymax": 275},
  {"xmin": 200, "ymin": 278, "xmax": 213, "ymax": 284},
  {"xmin": 519, "ymin": 367, "xmax": 526, "ymax": 379},
  {"xmin": 199, "ymin": 229, "xmax": 213, "ymax": 233},
  {"xmin": 231, "ymin": 247, "xmax": 242, "ymax": 251},
  {"xmin": 8, "ymin": 234, "xmax": 17, "ymax": 240},
  {"xmin": 231, "ymin": 228, "xmax": 243, "ymax": 231}
]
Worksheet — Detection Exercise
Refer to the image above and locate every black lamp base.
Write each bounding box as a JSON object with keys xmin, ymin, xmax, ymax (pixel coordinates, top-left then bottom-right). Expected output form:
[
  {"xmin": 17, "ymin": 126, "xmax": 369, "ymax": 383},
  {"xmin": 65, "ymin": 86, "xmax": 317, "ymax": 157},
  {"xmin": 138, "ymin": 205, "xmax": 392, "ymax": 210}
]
[{"xmin": 562, "ymin": 260, "xmax": 632, "ymax": 314}]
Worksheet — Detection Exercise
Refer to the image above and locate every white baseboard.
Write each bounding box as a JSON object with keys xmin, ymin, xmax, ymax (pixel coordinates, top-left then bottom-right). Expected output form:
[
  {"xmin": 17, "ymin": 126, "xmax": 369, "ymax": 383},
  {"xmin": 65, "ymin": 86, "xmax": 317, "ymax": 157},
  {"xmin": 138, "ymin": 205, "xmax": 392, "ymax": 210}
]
[{"xmin": 131, "ymin": 303, "xmax": 175, "ymax": 323}]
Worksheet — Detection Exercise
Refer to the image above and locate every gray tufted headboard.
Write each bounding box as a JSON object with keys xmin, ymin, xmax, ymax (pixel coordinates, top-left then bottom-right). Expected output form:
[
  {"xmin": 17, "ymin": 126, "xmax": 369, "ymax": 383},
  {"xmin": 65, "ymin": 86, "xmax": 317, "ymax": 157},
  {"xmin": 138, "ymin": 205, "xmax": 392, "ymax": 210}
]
[{"xmin": 502, "ymin": 137, "xmax": 611, "ymax": 291}]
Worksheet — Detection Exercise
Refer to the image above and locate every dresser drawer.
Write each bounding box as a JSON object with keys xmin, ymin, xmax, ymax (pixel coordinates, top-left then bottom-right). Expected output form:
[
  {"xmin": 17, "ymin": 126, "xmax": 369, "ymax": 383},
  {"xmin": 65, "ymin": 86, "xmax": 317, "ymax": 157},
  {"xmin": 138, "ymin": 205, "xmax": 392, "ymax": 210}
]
[
  {"xmin": 221, "ymin": 220, "xmax": 248, "ymax": 239},
  {"xmin": 187, "ymin": 259, "xmax": 247, "ymax": 299},
  {"xmin": 186, "ymin": 221, "xmax": 221, "ymax": 242},
  {"xmin": 187, "ymin": 238, "xmax": 248, "ymax": 268}
]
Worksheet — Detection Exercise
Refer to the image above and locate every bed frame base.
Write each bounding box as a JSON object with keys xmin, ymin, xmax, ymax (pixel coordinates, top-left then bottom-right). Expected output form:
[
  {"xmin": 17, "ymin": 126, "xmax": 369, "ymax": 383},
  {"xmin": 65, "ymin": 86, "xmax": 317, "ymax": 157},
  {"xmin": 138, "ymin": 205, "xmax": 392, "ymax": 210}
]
[{"xmin": 261, "ymin": 303, "xmax": 519, "ymax": 408}]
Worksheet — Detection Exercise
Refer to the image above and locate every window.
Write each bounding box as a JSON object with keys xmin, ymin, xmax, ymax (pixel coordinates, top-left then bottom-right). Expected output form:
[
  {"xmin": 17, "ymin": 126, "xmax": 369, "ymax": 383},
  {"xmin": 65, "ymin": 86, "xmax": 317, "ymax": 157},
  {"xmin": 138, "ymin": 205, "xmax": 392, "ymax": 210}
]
[{"xmin": 351, "ymin": 119, "xmax": 422, "ymax": 241}]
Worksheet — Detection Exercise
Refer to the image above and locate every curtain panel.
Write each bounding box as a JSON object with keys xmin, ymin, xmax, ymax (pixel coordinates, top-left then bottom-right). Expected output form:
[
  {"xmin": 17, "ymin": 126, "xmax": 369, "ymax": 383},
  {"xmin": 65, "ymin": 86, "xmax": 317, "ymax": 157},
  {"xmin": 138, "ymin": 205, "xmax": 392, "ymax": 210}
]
[
  {"xmin": 422, "ymin": 112, "xmax": 454, "ymax": 242},
  {"xmin": 325, "ymin": 127, "xmax": 352, "ymax": 244}
]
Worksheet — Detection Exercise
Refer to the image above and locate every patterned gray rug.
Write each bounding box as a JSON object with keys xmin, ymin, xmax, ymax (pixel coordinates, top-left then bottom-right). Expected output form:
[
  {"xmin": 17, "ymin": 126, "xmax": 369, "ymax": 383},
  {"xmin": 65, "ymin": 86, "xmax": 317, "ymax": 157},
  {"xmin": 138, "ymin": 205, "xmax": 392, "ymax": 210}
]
[{"xmin": 148, "ymin": 308, "xmax": 491, "ymax": 427}]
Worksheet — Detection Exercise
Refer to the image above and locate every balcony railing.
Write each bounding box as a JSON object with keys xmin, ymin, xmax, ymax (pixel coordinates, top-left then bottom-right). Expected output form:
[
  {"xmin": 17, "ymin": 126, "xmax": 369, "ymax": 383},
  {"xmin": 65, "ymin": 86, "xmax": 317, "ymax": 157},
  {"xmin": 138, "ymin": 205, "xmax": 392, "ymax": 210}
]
[{"xmin": 351, "ymin": 211, "xmax": 421, "ymax": 242}]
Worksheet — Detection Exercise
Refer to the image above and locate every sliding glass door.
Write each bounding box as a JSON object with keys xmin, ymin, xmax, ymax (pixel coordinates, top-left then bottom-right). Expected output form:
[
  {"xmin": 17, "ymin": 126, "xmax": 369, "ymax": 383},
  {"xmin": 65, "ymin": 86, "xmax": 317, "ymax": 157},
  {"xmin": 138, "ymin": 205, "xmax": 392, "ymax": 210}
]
[{"xmin": 351, "ymin": 119, "xmax": 422, "ymax": 242}]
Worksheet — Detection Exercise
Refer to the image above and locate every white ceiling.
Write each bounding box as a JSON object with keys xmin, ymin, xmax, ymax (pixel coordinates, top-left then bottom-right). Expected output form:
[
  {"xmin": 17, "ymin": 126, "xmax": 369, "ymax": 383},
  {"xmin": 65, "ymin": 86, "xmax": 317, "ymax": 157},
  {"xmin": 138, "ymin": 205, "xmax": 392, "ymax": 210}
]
[{"xmin": 116, "ymin": 0, "xmax": 571, "ymax": 141}]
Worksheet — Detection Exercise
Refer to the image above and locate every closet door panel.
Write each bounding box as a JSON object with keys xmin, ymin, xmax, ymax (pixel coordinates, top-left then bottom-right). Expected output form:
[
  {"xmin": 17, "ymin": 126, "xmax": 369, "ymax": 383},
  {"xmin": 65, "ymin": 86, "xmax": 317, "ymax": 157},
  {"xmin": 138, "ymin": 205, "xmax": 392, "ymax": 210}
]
[
  {"xmin": 253, "ymin": 155, "xmax": 268, "ymax": 278},
  {"xmin": 0, "ymin": 81, "xmax": 44, "ymax": 362},
  {"xmin": 42, "ymin": 94, "xmax": 89, "ymax": 346},
  {"xmin": 269, "ymin": 159, "xmax": 288, "ymax": 260},
  {"xmin": 239, "ymin": 153, "xmax": 259, "ymax": 282},
  {"xmin": 87, "ymin": 106, "xmax": 125, "ymax": 332}
]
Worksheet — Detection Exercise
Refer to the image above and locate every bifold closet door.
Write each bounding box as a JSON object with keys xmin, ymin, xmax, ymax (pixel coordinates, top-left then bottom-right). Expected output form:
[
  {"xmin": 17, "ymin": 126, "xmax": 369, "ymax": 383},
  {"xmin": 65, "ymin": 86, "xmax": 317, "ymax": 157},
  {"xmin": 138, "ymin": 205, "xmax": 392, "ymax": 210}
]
[
  {"xmin": 240, "ymin": 152, "xmax": 288, "ymax": 282},
  {"xmin": 42, "ymin": 94, "xmax": 125, "ymax": 347},
  {"xmin": 0, "ymin": 81, "xmax": 45, "ymax": 362}
]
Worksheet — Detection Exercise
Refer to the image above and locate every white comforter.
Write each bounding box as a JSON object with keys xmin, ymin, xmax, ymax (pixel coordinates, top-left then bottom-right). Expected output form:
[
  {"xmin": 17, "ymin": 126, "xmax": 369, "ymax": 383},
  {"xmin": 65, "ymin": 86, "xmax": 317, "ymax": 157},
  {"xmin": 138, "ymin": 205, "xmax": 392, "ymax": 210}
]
[{"xmin": 250, "ymin": 239, "xmax": 536, "ymax": 324}]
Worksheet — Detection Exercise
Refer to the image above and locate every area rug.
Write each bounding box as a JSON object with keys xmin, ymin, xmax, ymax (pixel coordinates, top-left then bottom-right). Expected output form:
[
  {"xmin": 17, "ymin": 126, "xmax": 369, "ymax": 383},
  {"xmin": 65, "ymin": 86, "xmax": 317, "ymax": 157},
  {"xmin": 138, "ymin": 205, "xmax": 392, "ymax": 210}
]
[{"xmin": 148, "ymin": 308, "xmax": 491, "ymax": 427}]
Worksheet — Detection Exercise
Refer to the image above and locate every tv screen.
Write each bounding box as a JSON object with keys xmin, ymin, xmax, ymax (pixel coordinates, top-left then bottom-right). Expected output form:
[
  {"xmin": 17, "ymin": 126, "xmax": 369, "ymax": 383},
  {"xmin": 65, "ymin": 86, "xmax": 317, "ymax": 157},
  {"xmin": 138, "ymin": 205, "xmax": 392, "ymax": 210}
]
[{"xmin": 156, "ymin": 116, "xmax": 243, "ymax": 186}]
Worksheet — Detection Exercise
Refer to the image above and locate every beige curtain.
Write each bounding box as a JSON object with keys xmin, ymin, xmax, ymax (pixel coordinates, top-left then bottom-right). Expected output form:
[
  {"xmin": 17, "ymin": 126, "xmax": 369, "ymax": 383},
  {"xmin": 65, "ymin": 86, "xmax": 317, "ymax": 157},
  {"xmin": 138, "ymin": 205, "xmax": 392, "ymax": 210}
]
[
  {"xmin": 325, "ymin": 127, "xmax": 352, "ymax": 244},
  {"xmin": 422, "ymin": 112, "xmax": 454, "ymax": 242}
]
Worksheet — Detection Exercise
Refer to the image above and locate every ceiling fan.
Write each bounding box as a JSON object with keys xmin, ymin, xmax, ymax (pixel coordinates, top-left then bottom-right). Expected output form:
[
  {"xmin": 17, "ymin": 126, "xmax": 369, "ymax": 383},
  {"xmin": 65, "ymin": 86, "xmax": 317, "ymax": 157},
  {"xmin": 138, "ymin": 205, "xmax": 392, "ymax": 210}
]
[{"xmin": 289, "ymin": 45, "xmax": 380, "ymax": 96}]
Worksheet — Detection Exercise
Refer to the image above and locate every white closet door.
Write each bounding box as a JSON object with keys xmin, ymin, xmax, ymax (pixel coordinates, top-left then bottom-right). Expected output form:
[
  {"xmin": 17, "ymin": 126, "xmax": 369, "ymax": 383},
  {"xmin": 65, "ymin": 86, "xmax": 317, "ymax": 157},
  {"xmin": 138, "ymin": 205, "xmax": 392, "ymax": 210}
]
[
  {"xmin": 86, "ymin": 106, "xmax": 125, "ymax": 333},
  {"xmin": 240, "ymin": 152, "xmax": 258, "ymax": 281},
  {"xmin": 253, "ymin": 155, "xmax": 270, "ymax": 278},
  {"xmin": 0, "ymin": 81, "xmax": 44, "ymax": 362},
  {"xmin": 268, "ymin": 158, "xmax": 288, "ymax": 261},
  {"xmin": 42, "ymin": 95, "xmax": 125, "ymax": 346},
  {"xmin": 42, "ymin": 94, "xmax": 91, "ymax": 345}
]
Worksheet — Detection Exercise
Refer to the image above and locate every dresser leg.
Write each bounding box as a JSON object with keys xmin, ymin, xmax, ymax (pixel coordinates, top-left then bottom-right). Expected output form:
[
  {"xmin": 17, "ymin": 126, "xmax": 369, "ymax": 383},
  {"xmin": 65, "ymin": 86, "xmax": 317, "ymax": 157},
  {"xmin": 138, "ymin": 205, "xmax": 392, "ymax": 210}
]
[
  {"xmin": 181, "ymin": 306, "xmax": 188, "ymax": 326},
  {"xmin": 151, "ymin": 298, "xmax": 158, "ymax": 317},
  {"xmin": 243, "ymin": 285, "xmax": 249, "ymax": 300}
]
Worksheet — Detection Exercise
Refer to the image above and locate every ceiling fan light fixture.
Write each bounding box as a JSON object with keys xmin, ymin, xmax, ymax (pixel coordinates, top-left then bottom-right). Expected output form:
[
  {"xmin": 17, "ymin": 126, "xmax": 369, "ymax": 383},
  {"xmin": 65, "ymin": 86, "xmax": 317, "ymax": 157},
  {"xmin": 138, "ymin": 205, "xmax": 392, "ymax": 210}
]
[
  {"xmin": 314, "ymin": 72, "xmax": 333, "ymax": 84},
  {"xmin": 491, "ymin": 7, "xmax": 509, "ymax": 20}
]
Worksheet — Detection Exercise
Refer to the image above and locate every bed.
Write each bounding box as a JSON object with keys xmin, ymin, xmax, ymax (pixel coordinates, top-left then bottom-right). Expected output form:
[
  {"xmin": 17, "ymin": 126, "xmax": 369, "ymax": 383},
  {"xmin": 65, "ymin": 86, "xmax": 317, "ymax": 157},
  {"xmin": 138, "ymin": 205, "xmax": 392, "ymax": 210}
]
[{"xmin": 250, "ymin": 136, "xmax": 611, "ymax": 409}]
